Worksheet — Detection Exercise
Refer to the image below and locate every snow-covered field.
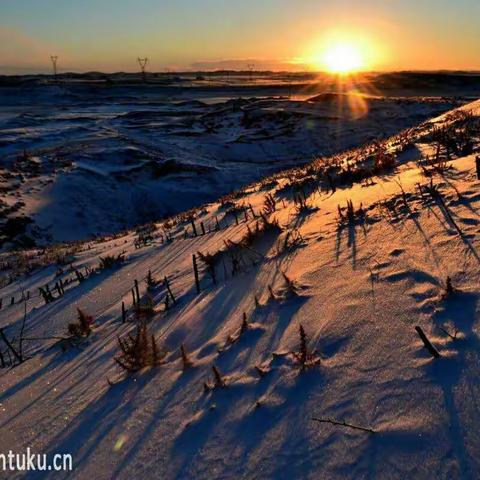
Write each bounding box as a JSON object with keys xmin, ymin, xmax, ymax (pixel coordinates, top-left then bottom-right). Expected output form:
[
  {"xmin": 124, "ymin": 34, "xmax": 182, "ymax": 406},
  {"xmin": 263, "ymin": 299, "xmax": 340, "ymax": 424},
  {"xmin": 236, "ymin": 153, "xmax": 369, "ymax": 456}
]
[
  {"xmin": 0, "ymin": 82, "xmax": 461, "ymax": 244},
  {"xmin": 0, "ymin": 91, "xmax": 479, "ymax": 478}
]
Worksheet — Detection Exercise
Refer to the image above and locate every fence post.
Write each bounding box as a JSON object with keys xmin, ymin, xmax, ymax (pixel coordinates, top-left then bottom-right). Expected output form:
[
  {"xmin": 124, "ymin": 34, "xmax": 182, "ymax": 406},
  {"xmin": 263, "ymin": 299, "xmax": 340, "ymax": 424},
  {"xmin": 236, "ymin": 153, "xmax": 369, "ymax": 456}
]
[
  {"xmin": 122, "ymin": 301, "xmax": 126, "ymax": 322},
  {"xmin": 192, "ymin": 254, "xmax": 200, "ymax": 294},
  {"xmin": 134, "ymin": 279, "xmax": 140, "ymax": 304},
  {"xmin": 476, "ymin": 155, "xmax": 480, "ymax": 180},
  {"xmin": 164, "ymin": 276, "xmax": 177, "ymax": 304},
  {"xmin": 190, "ymin": 218, "xmax": 198, "ymax": 237},
  {"xmin": 131, "ymin": 288, "xmax": 137, "ymax": 307}
]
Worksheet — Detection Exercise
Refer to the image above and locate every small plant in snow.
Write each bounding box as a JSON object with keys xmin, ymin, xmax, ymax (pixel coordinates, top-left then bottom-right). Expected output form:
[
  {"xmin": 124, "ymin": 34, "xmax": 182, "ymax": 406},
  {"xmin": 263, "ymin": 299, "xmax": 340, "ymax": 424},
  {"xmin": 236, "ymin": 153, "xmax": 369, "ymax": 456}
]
[
  {"xmin": 293, "ymin": 324, "xmax": 320, "ymax": 370},
  {"xmin": 240, "ymin": 312, "xmax": 249, "ymax": 335},
  {"xmin": 68, "ymin": 308, "xmax": 94, "ymax": 338},
  {"xmin": 197, "ymin": 251, "xmax": 217, "ymax": 284},
  {"xmin": 134, "ymin": 294, "xmax": 156, "ymax": 319},
  {"xmin": 263, "ymin": 193, "xmax": 276, "ymax": 215},
  {"xmin": 115, "ymin": 322, "xmax": 166, "ymax": 372},
  {"xmin": 99, "ymin": 252, "xmax": 125, "ymax": 270},
  {"xmin": 204, "ymin": 365, "xmax": 226, "ymax": 391},
  {"xmin": 146, "ymin": 270, "xmax": 159, "ymax": 290},
  {"xmin": 444, "ymin": 276, "xmax": 455, "ymax": 297},
  {"xmin": 180, "ymin": 344, "xmax": 193, "ymax": 371}
]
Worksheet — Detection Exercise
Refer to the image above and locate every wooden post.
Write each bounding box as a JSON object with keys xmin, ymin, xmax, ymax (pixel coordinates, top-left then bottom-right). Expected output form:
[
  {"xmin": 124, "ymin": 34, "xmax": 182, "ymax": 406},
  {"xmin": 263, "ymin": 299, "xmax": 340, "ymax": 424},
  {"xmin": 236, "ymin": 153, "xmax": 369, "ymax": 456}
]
[
  {"xmin": 415, "ymin": 326, "xmax": 440, "ymax": 358},
  {"xmin": 190, "ymin": 218, "xmax": 198, "ymax": 237},
  {"xmin": 10, "ymin": 297, "xmax": 14, "ymax": 306},
  {"xmin": 233, "ymin": 211, "xmax": 239, "ymax": 225},
  {"xmin": 131, "ymin": 288, "xmax": 137, "ymax": 307},
  {"xmin": 164, "ymin": 276, "xmax": 177, "ymax": 304},
  {"xmin": 243, "ymin": 209, "xmax": 248, "ymax": 222},
  {"xmin": 121, "ymin": 301, "xmax": 126, "ymax": 323},
  {"xmin": 59, "ymin": 279, "xmax": 65, "ymax": 295},
  {"xmin": 200, "ymin": 222, "xmax": 206, "ymax": 236},
  {"xmin": 134, "ymin": 279, "xmax": 140, "ymax": 304},
  {"xmin": 249, "ymin": 204, "xmax": 256, "ymax": 218},
  {"xmin": 0, "ymin": 299, "xmax": 2, "ymax": 310},
  {"xmin": 192, "ymin": 254, "xmax": 200, "ymax": 294},
  {"xmin": 476, "ymin": 156, "xmax": 480, "ymax": 180},
  {"xmin": 215, "ymin": 216, "xmax": 220, "ymax": 230}
]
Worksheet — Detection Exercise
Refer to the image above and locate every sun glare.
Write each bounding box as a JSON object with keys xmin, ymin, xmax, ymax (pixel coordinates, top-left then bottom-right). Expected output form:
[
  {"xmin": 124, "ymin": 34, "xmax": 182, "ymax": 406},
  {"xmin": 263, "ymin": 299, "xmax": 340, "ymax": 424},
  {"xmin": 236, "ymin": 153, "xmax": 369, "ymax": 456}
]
[
  {"xmin": 297, "ymin": 33, "xmax": 374, "ymax": 74},
  {"xmin": 323, "ymin": 42, "xmax": 364, "ymax": 74}
]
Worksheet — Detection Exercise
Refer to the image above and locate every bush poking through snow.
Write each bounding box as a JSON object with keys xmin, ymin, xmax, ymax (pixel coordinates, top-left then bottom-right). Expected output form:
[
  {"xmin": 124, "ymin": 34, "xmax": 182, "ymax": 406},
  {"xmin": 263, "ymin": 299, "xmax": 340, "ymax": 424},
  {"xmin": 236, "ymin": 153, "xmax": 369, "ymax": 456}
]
[
  {"xmin": 263, "ymin": 193, "xmax": 276, "ymax": 215},
  {"xmin": 180, "ymin": 344, "xmax": 193, "ymax": 371},
  {"xmin": 204, "ymin": 365, "xmax": 226, "ymax": 391},
  {"xmin": 146, "ymin": 270, "xmax": 159, "ymax": 290},
  {"xmin": 219, "ymin": 312, "xmax": 250, "ymax": 352},
  {"xmin": 445, "ymin": 276, "xmax": 455, "ymax": 296},
  {"xmin": 338, "ymin": 200, "xmax": 365, "ymax": 226},
  {"xmin": 197, "ymin": 251, "xmax": 217, "ymax": 285},
  {"xmin": 240, "ymin": 312, "xmax": 249, "ymax": 335},
  {"xmin": 280, "ymin": 228, "xmax": 305, "ymax": 253},
  {"xmin": 99, "ymin": 252, "xmax": 125, "ymax": 270},
  {"xmin": 68, "ymin": 309, "xmax": 94, "ymax": 338},
  {"xmin": 293, "ymin": 324, "xmax": 320, "ymax": 370},
  {"xmin": 115, "ymin": 322, "xmax": 166, "ymax": 372},
  {"xmin": 134, "ymin": 294, "xmax": 156, "ymax": 320},
  {"xmin": 294, "ymin": 190, "xmax": 314, "ymax": 215}
]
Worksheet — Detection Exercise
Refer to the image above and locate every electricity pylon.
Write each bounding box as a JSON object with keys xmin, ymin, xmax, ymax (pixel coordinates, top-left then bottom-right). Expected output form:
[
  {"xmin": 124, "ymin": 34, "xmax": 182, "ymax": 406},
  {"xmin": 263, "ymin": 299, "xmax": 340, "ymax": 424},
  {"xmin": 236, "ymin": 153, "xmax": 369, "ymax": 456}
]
[
  {"xmin": 137, "ymin": 57, "xmax": 148, "ymax": 83},
  {"xmin": 247, "ymin": 63, "xmax": 255, "ymax": 83},
  {"xmin": 50, "ymin": 56, "xmax": 58, "ymax": 81}
]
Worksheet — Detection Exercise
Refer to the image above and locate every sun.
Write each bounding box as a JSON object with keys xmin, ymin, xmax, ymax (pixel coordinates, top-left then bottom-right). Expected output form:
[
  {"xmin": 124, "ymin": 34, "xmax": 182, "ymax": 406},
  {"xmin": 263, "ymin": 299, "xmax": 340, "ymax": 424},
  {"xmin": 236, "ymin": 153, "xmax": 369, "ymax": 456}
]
[{"xmin": 323, "ymin": 42, "xmax": 364, "ymax": 74}]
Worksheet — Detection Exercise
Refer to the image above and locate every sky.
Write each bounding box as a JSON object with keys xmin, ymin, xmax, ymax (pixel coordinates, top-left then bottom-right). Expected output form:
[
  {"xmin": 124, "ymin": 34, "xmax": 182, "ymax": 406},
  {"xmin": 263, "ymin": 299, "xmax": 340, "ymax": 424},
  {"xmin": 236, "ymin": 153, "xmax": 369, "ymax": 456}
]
[{"xmin": 1, "ymin": 0, "xmax": 479, "ymax": 74}]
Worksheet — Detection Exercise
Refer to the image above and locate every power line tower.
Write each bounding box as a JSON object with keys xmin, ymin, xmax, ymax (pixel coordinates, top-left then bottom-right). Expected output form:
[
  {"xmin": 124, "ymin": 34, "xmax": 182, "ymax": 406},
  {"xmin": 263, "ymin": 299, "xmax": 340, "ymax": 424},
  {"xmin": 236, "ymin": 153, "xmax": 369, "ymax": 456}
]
[
  {"xmin": 137, "ymin": 57, "xmax": 148, "ymax": 83},
  {"xmin": 50, "ymin": 56, "xmax": 58, "ymax": 81},
  {"xmin": 247, "ymin": 63, "xmax": 255, "ymax": 83}
]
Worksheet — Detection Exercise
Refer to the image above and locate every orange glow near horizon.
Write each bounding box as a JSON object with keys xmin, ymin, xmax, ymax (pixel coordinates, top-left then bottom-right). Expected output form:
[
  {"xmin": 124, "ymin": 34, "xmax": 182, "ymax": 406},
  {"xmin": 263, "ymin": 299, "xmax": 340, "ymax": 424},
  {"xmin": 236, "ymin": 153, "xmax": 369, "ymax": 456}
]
[
  {"xmin": 296, "ymin": 31, "xmax": 380, "ymax": 74},
  {"xmin": 322, "ymin": 43, "xmax": 364, "ymax": 74}
]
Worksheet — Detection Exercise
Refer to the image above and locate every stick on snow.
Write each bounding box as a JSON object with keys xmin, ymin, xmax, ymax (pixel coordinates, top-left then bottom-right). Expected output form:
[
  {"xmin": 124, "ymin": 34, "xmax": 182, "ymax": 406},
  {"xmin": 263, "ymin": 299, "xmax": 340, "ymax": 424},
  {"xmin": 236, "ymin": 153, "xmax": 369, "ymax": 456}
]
[
  {"xmin": 415, "ymin": 326, "xmax": 441, "ymax": 358},
  {"xmin": 312, "ymin": 417, "xmax": 375, "ymax": 434}
]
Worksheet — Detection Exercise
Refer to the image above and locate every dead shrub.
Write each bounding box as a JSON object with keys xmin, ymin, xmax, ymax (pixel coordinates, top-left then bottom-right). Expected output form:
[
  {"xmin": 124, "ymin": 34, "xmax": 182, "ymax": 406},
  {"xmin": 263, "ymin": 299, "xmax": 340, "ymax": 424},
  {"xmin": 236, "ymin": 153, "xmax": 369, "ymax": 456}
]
[{"xmin": 115, "ymin": 322, "xmax": 166, "ymax": 372}]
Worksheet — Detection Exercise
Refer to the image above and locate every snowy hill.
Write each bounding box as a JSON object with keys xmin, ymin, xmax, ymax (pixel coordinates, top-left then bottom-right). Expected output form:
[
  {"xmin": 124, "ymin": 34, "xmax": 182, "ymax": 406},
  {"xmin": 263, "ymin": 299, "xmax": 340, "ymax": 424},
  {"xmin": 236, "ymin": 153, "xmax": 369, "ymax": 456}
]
[
  {"xmin": 0, "ymin": 84, "xmax": 460, "ymax": 245},
  {"xmin": 0, "ymin": 99, "xmax": 479, "ymax": 479}
]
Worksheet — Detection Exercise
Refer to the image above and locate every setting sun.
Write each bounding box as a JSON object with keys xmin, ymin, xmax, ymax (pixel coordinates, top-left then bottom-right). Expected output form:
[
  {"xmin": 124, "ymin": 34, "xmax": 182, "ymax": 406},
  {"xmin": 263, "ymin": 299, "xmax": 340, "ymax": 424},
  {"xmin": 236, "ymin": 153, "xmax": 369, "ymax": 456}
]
[
  {"xmin": 297, "ymin": 31, "xmax": 377, "ymax": 74},
  {"xmin": 323, "ymin": 43, "xmax": 364, "ymax": 74}
]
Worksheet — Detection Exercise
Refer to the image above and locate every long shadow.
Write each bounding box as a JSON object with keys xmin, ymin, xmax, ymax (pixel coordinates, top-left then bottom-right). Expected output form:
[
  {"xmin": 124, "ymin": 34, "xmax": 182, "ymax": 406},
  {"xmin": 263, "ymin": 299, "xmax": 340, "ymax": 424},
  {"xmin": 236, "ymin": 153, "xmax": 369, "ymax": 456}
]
[
  {"xmin": 335, "ymin": 221, "xmax": 361, "ymax": 268},
  {"xmin": 431, "ymin": 196, "xmax": 480, "ymax": 263},
  {"xmin": 109, "ymin": 274, "xmax": 309, "ymax": 477},
  {"xmin": 25, "ymin": 371, "xmax": 154, "ymax": 480},
  {"xmin": 428, "ymin": 291, "xmax": 480, "ymax": 478}
]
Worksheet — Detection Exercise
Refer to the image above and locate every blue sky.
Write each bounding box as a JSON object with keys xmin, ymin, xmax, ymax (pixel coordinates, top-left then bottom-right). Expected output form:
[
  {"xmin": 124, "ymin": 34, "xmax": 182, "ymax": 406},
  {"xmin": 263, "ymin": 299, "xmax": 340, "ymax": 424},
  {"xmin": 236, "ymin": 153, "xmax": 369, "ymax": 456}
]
[{"xmin": 1, "ymin": 0, "xmax": 479, "ymax": 73}]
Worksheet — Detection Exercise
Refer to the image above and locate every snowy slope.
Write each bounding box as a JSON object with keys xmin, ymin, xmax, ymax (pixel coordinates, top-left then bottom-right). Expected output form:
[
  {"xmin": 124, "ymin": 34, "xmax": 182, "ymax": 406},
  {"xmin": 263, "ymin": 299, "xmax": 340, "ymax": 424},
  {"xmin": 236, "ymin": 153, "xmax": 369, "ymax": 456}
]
[
  {"xmin": 0, "ymin": 85, "xmax": 459, "ymax": 245},
  {"xmin": 0, "ymin": 100, "xmax": 479, "ymax": 479}
]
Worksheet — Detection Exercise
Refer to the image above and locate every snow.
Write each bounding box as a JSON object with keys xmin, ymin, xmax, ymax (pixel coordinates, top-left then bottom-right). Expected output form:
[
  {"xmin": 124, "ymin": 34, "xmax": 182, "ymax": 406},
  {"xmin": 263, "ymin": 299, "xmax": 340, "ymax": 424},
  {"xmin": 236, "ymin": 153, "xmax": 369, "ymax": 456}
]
[
  {"xmin": 0, "ymin": 83, "xmax": 461, "ymax": 244},
  {"xmin": 0, "ymin": 91, "xmax": 479, "ymax": 479}
]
